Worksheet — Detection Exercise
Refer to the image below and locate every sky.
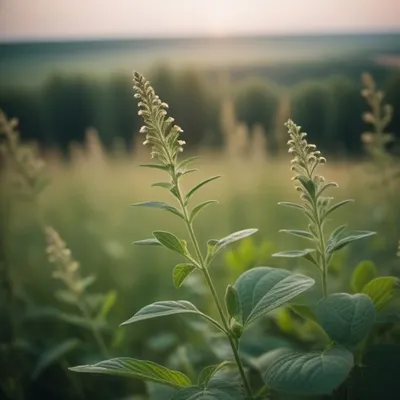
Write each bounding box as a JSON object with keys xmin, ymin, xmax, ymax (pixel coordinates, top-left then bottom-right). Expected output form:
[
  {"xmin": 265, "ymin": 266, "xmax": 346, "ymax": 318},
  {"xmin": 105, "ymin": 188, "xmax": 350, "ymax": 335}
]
[{"xmin": 1, "ymin": 0, "xmax": 400, "ymax": 42}]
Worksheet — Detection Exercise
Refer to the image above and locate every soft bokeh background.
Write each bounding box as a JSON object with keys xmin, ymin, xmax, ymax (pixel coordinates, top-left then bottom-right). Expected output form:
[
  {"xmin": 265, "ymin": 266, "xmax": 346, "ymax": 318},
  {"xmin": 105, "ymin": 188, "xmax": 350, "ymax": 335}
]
[{"xmin": 1, "ymin": 1, "xmax": 400, "ymax": 399}]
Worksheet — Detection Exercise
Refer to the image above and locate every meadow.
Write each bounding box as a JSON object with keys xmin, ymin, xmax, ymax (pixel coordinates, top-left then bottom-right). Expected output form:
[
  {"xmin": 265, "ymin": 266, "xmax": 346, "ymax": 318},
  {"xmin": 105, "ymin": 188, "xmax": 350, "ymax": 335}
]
[{"xmin": 1, "ymin": 33, "xmax": 400, "ymax": 400}]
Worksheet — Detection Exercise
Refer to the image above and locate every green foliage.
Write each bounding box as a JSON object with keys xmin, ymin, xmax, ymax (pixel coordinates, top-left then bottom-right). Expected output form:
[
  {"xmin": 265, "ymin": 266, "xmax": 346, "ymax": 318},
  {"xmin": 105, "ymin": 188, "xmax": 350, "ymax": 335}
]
[
  {"xmin": 261, "ymin": 345, "xmax": 354, "ymax": 395},
  {"xmin": 234, "ymin": 78, "xmax": 281, "ymax": 153},
  {"xmin": 32, "ymin": 339, "xmax": 80, "ymax": 380},
  {"xmin": 233, "ymin": 267, "xmax": 314, "ymax": 328},
  {"xmin": 172, "ymin": 371, "xmax": 243, "ymax": 399},
  {"xmin": 362, "ymin": 277, "xmax": 399, "ymax": 311},
  {"xmin": 173, "ymin": 264, "xmax": 196, "ymax": 288},
  {"xmin": 351, "ymin": 261, "xmax": 377, "ymax": 293},
  {"xmin": 316, "ymin": 293, "xmax": 375, "ymax": 348},
  {"xmin": 70, "ymin": 74, "xmax": 317, "ymax": 399},
  {"xmin": 70, "ymin": 358, "xmax": 192, "ymax": 388},
  {"xmin": 3, "ymin": 69, "xmax": 400, "ymax": 400}
]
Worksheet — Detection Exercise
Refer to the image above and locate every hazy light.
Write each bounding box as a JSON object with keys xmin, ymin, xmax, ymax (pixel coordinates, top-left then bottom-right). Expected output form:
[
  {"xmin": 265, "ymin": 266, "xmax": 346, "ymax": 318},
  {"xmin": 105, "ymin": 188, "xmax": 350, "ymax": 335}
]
[{"xmin": 0, "ymin": 0, "xmax": 399, "ymax": 42}]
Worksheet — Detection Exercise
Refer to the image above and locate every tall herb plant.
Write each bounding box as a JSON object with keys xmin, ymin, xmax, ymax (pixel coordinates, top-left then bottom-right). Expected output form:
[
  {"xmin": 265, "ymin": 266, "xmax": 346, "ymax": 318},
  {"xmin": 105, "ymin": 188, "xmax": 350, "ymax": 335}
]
[{"xmin": 70, "ymin": 73, "xmax": 400, "ymax": 399}]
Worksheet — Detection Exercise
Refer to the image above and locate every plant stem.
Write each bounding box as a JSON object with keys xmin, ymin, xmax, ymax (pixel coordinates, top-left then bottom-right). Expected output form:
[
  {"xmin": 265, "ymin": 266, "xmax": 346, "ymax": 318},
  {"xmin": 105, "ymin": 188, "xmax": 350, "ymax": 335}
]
[
  {"xmin": 78, "ymin": 300, "xmax": 109, "ymax": 359},
  {"xmin": 173, "ymin": 173, "xmax": 253, "ymax": 398}
]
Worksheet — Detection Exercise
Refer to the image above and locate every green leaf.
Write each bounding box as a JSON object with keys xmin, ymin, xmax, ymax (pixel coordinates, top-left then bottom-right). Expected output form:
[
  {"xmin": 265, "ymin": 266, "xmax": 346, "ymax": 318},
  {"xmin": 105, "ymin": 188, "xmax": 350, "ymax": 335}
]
[
  {"xmin": 97, "ymin": 290, "xmax": 117, "ymax": 320},
  {"xmin": 224, "ymin": 285, "xmax": 242, "ymax": 320},
  {"xmin": 279, "ymin": 229, "xmax": 313, "ymax": 240},
  {"xmin": 324, "ymin": 199, "xmax": 354, "ymax": 217},
  {"xmin": 278, "ymin": 202, "xmax": 305, "ymax": 211},
  {"xmin": 209, "ymin": 229, "xmax": 258, "ymax": 258},
  {"xmin": 139, "ymin": 163, "xmax": 171, "ymax": 171},
  {"xmin": 317, "ymin": 182, "xmax": 339, "ymax": 196},
  {"xmin": 120, "ymin": 300, "xmax": 225, "ymax": 333},
  {"xmin": 179, "ymin": 168, "xmax": 198, "ymax": 177},
  {"xmin": 272, "ymin": 249, "xmax": 315, "ymax": 258},
  {"xmin": 233, "ymin": 267, "xmax": 315, "ymax": 327},
  {"xmin": 190, "ymin": 200, "xmax": 218, "ymax": 222},
  {"xmin": 177, "ymin": 156, "xmax": 200, "ymax": 170},
  {"xmin": 327, "ymin": 231, "xmax": 376, "ymax": 254},
  {"xmin": 316, "ymin": 293, "xmax": 375, "ymax": 347},
  {"xmin": 55, "ymin": 290, "xmax": 78, "ymax": 305},
  {"xmin": 262, "ymin": 345, "xmax": 354, "ymax": 395},
  {"xmin": 133, "ymin": 238, "xmax": 162, "ymax": 246},
  {"xmin": 173, "ymin": 264, "xmax": 196, "ymax": 288},
  {"xmin": 297, "ymin": 176, "xmax": 316, "ymax": 199},
  {"xmin": 185, "ymin": 176, "xmax": 221, "ymax": 203},
  {"xmin": 328, "ymin": 225, "xmax": 347, "ymax": 243},
  {"xmin": 351, "ymin": 261, "xmax": 377, "ymax": 293},
  {"xmin": 172, "ymin": 371, "xmax": 243, "ymax": 399},
  {"xmin": 152, "ymin": 182, "xmax": 172, "ymax": 189},
  {"xmin": 76, "ymin": 275, "xmax": 96, "ymax": 292},
  {"xmin": 32, "ymin": 339, "xmax": 80, "ymax": 380},
  {"xmin": 362, "ymin": 277, "xmax": 400, "ymax": 311},
  {"xmin": 153, "ymin": 231, "xmax": 188, "ymax": 256},
  {"xmin": 70, "ymin": 358, "xmax": 191, "ymax": 389},
  {"xmin": 131, "ymin": 201, "xmax": 184, "ymax": 220},
  {"xmin": 197, "ymin": 361, "xmax": 234, "ymax": 387}
]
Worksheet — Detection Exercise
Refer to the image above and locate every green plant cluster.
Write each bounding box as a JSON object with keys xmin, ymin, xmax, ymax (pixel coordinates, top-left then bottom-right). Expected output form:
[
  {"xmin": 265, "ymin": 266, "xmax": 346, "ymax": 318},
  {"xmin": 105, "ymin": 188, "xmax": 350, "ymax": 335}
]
[{"xmin": 67, "ymin": 73, "xmax": 400, "ymax": 399}]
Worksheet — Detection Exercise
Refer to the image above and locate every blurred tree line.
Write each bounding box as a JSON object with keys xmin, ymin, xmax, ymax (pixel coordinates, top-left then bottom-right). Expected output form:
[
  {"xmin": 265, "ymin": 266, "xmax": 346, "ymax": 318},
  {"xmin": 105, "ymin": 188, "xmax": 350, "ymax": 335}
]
[{"xmin": 0, "ymin": 64, "xmax": 399, "ymax": 156}]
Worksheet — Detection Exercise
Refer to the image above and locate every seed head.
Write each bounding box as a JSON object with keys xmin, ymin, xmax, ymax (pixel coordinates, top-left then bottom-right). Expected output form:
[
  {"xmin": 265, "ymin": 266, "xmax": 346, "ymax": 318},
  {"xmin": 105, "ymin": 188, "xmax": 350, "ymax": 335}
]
[{"xmin": 133, "ymin": 72, "xmax": 185, "ymax": 165}]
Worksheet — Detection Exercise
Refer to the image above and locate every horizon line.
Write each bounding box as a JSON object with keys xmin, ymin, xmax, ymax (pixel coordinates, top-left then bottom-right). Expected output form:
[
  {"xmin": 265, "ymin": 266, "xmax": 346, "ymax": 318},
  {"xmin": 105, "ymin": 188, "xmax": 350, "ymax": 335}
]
[{"xmin": 1, "ymin": 28, "xmax": 400, "ymax": 45}]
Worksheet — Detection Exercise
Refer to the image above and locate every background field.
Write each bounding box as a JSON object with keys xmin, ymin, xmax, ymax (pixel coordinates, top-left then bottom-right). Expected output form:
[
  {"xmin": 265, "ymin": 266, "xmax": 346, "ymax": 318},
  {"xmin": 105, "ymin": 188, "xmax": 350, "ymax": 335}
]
[{"xmin": 1, "ymin": 30, "xmax": 400, "ymax": 400}]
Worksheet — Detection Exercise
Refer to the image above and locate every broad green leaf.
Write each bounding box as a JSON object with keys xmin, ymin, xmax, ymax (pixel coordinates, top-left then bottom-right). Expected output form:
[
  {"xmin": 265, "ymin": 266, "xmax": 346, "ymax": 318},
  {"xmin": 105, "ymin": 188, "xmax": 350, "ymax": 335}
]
[
  {"xmin": 198, "ymin": 361, "xmax": 234, "ymax": 387},
  {"xmin": 362, "ymin": 277, "xmax": 400, "ymax": 311},
  {"xmin": 233, "ymin": 267, "xmax": 315, "ymax": 327},
  {"xmin": 209, "ymin": 229, "xmax": 258, "ymax": 258},
  {"xmin": 172, "ymin": 371, "xmax": 244, "ymax": 400},
  {"xmin": 133, "ymin": 238, "xmax": 161, "ymax": 246},
  {"xmin": 327, "ymin": 231, "xmax": 376, "ymax": 254},
  {"xmin": 153, "ymin": 231, "xmax": 188, "ymax": 256},
  {"xmin": 324, "ymin": 199, "xmax": 354, "ymax": 217},
  {"xmin": 351, "ymin": 261, "xmax": 377, "ymax": 293},
  {"xmin": 32, "ymin": 339, "xmax": 79, "ymax": 379},
  {"xmin": 224, "ymin": 285, "xmax": 242, "ymax": 320},
  {"xmin": 97, "ymin": 290, "xmax": 117, "ymax": 320},
  {"xmin": 190, "ymin": 200, "xmax": 218, "ymax": 222},
  {"xmin": 279, "ymin": 229, "xmax": 313, "ymax": 240},
  {"xmin": 139, "ymin": 163, "xmax": 171, "ymax": 171},
  {"xmin": 120, "ymin": 300, "xmax": 225, "ymax": 332},
  {"xmin": 272, "ymin": 249, "xmax": 315, "ymax": 258},
  {"xmin": 152, "ymin": 182, "xmax": 172, "ymax": 189},
  {"xmin": 185, "ymin": 176, "xmax": 221, "ymax": 203},
  {"xmin": 173, "ymin": 264, "xmax": 196, "ymax": 288},
  {"xmin": 131, "ymin": 201, "xmax": 184, "ymax": 219},
  {"xmin": 70, "ymin": 357, "xmax": 191, "ymax": 389},
  {"xmin": 316, "ymin": 293, "xmax": 375, "ymax": 347},
  {"xmin": 262, "ymin": 345, "xmax": 354, "ymax": 395}
]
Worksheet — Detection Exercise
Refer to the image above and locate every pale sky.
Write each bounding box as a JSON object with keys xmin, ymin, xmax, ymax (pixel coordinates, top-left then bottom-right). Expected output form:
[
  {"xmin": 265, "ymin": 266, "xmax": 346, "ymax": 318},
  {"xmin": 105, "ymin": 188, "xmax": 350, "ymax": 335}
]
[{"xmin": 0, "ymin": 0, "xmax": 399, "ymax": 42}]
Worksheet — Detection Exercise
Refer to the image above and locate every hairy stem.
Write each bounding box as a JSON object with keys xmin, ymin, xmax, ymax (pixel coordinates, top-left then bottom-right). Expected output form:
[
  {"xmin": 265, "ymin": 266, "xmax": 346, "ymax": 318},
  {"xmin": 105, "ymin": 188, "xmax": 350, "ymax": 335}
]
[{"xmin": 172, "ymin": 171, "xmax": 253, "ymax": 398}]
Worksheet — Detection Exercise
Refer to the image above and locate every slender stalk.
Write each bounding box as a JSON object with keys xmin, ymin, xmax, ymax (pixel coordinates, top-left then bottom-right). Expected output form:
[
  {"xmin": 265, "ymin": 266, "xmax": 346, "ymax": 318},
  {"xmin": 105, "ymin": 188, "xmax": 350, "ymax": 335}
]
[
  {"xmin": 78, "ymin": 300, "xmax": 109, "ymax": 359},
  {"xmin": 304, "ymin": 165, "xmax": 328, "ymax": 298},
  {"xmin": 172, "ymin": 172, "xmax": 254, "ymax": 399}
]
